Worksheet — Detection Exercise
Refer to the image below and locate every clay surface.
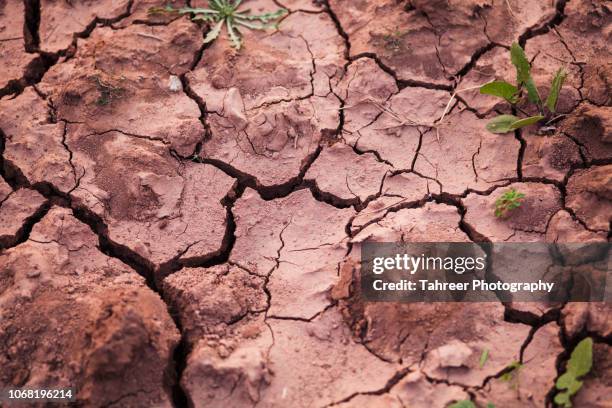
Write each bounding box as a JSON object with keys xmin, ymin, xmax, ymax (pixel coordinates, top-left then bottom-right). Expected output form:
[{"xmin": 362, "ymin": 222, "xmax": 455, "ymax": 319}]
[{"xmin": 0, "ymin": 0, "xmax": 610, "ymax": 406}]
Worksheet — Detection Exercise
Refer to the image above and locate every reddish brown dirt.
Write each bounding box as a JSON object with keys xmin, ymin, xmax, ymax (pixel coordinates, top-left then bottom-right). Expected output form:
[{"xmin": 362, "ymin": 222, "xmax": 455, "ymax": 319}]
[{"xmin": 0, "ymin": 0, "xmax": 610, "ymax": 407}]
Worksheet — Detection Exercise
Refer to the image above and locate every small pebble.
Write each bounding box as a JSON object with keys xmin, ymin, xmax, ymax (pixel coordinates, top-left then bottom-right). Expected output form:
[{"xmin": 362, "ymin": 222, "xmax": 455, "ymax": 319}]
[{"xmin": 168, "ymin": 75, "xmax": 182, "ymax": 92}]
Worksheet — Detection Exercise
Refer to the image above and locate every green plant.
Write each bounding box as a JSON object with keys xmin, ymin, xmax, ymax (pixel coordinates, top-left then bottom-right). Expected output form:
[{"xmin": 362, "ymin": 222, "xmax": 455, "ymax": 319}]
[
  {"xmin": 555, "ymin": 337, "xmax": 593, "ymax": 408},
  {"xmin": 480, "ymin": 42, "xmax": 567, "ymax": 134},
  {"xmin": 149, "ymin": 1, "xmax": 287, "ymax": 49},
  {"xmin": 479, "ymin": 348, "xmax": 490, "ymax": 368},
  {"xmin": 94, "ymin": 75, "xmax": 125, "ymax": 106},
  {"xmin": 494, "ymin": 189, "xmax": 525, "ymax": 218},
  {"xmin": 500, "ymin": 360, "xmax": 522, "ymax": 381}
]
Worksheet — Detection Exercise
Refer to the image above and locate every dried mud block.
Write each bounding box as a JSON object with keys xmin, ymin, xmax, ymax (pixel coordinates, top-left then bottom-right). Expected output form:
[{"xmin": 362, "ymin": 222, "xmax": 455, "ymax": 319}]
[
  {"xmin": 521, "ymin": 131, "xmax": 582, "ymax": 182},
  {"xmin": 0, "ymin": 188, "xmax": 47, "ymax": 248},
  {"xmin": 583, "ymin": 63, "xmax": 612, "ymax": 106},
  {"xmin": 114, "ymin": 0, "xmax": 188, "ymax": 27},
  {"xmin": 478, "ymin": 0, "xmax": 557, "ymax": 45},
  {"xmin": 343, "ymin": 86, "xmax": 449, "ymax": 170},
  {"xmin": 556, "ymin": 0, "xmax": 611, "ymax": 62},
  {"xmin": 463, "ymin": 182, "xmax": 563, "ymax": 241},
  {"xmin": 343, "ymin": 204, "xmax": 483, "ymax": 364},
  {"xmin": 0, "ymin": 0, "xmax": 37, "ymax": 92},
  {"xmin": 335, "ymin": 58, "xmax": 399, "ymax": 134},
  {"xmin": 164, "ymin": 265, "xmax": 271, "ymax": 407},
  {"xmin": 546, "ymin": 210, "xmax": 608, "ymax": 243},
  {"xmin": 38, "ymin": 20, "xmax": 203, "ymax": 156},
  {"xmin": 415, "ymin": 110, "xmax": 519, "ymax": 194},
  {"xmin": 66, "ymin": 129, "xmax": 234, "ymax": 269},
  {"xmin": 39, "ymin": 0, "xmax": 131, "ymax": 53},
  {"xmin": 0, "ymin": 207, "xmax": 179, "ymax": 407},
  {"xmin": 187, "ymin": 11, "xmax": 344, "ymax": 186},
  {"xmin": 562, "ymin": 104, "xmax": 612, "ymax": 162},
  {"xmin": 260, "ymin": 309, "xmax": 400, "ymax": 407},
  {"xmin": 231, "ymin": 188, "xmax": 354, "ymax": 319},
  {"xmin": 163, "ymin": 264, "xmax": 267, "ymax": 345},
  {"xmin": 565, "ymin": 165, "xmax": 612, "ymax": 231},
  {"xmin": 562, "ymin": 303, "xmax": 612, "ymax": 340},
  {"xmin": 572, "ymin": 343, "xmax": 612, "ymax": 408},
  {"xmin": 352, "ymin": 202, "xmax": 468, "ymax": 246},
  {"xmin": 476, "ymin": 322, "xmax": 563, "ymax": 408},
  {"xmin": 0, "ymin": 88, "xmax": 76, "ymax": 192},
  {"xmin": 329, "ymin": 0, "xmax": 554, "ymax": 84},
  {"xmin": 181, "ymin": 316, "xmax": 274, "ymax": 408},
  {"xmin": 350, "ymin": 172, "xmax": 434, "ymax": 233},
  {"xmin": 419, "ymin": 305, "xmax": 531, "ymax": 388},
  {"xmin": 305, "ymin": 143, "xmax": 391, "ymax": 203}
]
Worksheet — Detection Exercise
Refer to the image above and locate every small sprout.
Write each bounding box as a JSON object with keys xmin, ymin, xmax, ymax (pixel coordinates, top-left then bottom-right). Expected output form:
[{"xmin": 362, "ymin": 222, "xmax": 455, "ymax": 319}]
[
  {"xmin": 500, "ymin": 360, "xmax": 523, "ymax": 390},
  {"xmin": 546, "ymin": 68, "xmax": 567, "ymax": 113},
  {"xmin": 479, "ymin": 348, "xmax": 490, "ymax": 368},
  {"xmin": 94, "ymin": 75, "xmax": 125, "ymax": 106},
  {"xmin": 554, "ymin": 337, "xmax": 593, "ymax": 408},
  {"xmin": 380, "ymin": 28, "xmax": 407, "ymax": 52},
  {"xmin": 480, "ymin": 42, "xmax": 567, "ymax": 133},
  {"xmin": 494, "ymin": 189, "xmax": 525, "ymax": 218},
  {"xmin": 149, "ymin": 1, "xmax": 287, "ymax": 49}
]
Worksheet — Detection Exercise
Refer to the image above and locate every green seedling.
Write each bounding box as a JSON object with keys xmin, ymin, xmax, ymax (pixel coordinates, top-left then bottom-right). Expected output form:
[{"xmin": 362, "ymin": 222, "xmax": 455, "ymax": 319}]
[
  {"xmin": 554, "ymin": 337, "xmax": 593, "ymax": 408},
  {"xmin": 480, "ymin": 42, "xmax": 567, "ymax": 134},
  {"xmin": 380, "ymin": 28, "xmax": 408, "ymax": 53},
  {"xmin": 494, "ymin": 189, "xmax": 525, "ymax": 218},
  {"xmin": 149, "ymin": 1, "xmax": 287, "ymax": 49},
  {"xmin": 499, "ymin": 360, "xmax": 523, "ymax": 391},
  {"xmin": 479, "ymin": 348, "xmax": 490, "ymax": 368},
  {"xmin": 94, "ymin": 75, "xmax": 125, "ymax": 106}
]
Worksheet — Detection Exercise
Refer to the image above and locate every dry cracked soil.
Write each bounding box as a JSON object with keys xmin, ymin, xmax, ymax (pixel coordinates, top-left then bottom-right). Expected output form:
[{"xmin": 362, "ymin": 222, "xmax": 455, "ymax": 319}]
[{"xmin": 0, "ymin": 0, "xmax": 611, "ymax": 407}]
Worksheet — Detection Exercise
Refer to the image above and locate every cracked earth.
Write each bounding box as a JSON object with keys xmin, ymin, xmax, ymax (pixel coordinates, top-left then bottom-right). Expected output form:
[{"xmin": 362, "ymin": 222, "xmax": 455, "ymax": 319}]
[{"xmin": 0, "ymin": 0, "xmax": 610, "ymax": 407}]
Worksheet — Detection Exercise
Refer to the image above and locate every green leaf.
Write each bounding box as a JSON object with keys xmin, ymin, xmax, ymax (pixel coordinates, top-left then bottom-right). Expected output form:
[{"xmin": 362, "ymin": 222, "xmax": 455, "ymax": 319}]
[
  {"xmin": 556, "ymin": 373, "xmax": 583, "ymax": 394},
  {"xmin": 448, "ymin": 401, "xmax": 476, "ymax": 408},
  {"xmin": 509, "ymin": 115, "xmax": 544, "ymax": 130},
  {"xmin": 524, "ymin": 76, "xmax": 541, "ymax": 105},
  {"xmin": 567, "ymin": 337, "xmax": 593, "ymax": 378},
  {"xmin": 177, "ymin": 7, "xmax": 220, "ymax": 14},
  {"xmin": 479, "ymin": 348, "xmax": 490, "ymax": 368},
  {"xmin": 554, "ymin": 338, "xmax": 593, "ymax": 408},
  {"xmin": 203, "ymin": 19, "xmax": 224, "ymax": 44},
  {"xmin": 235, "ymin": 8, "xmax": 287, "ymax": 22},
  {"xmin": 480, "ymin": 81, "xmax": 519, "ymax": 104},
  {"xmin": 546, "ymin": 68, "xmax": 567, "ymax": 113},
  {"xmin": 510, "ymin": 42, "xmax": 531, "ymax": 85},
  {"xmin": 226, "ymin": 18, "xmax": 242, "ymax": 49},
  {"xmin": 554, "ymin": 391, "xmax": 572, "ymax": 408},
  {"xmin": 486, "ymin": 114, "xmax": 520, "ymax": 133},
  {"xmin": 486, "ymin": 404, "xmax": 496, "ymax": 408},
  {"xmin": 234, "ymin": 18, "xmax": 273, "ymax": 30}
]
